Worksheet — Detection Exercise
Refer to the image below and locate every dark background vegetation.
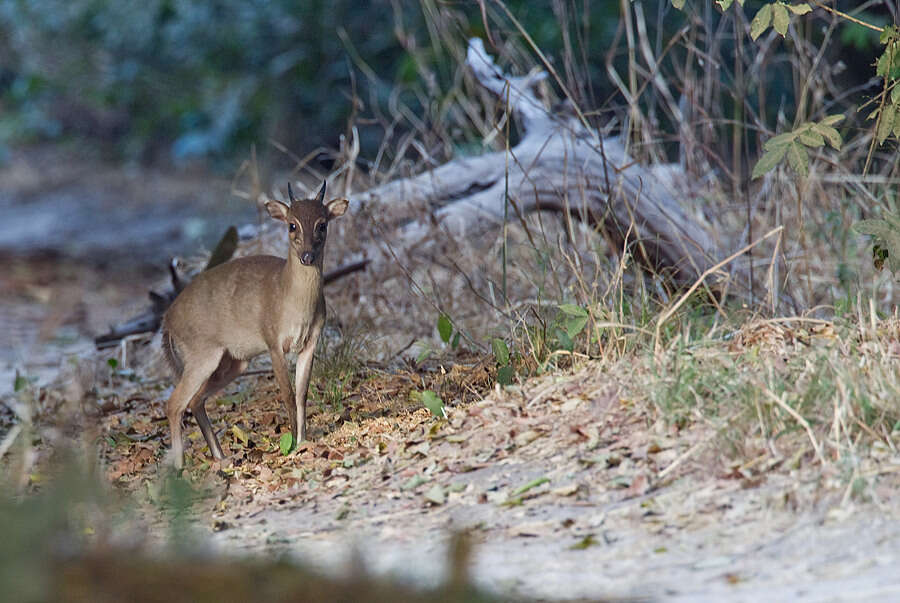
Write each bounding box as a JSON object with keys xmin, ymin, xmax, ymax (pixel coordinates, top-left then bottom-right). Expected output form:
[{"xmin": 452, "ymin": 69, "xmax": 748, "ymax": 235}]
[{"xmin": 0, "ymin": 0, "xmax": 890, "ymax": 173}]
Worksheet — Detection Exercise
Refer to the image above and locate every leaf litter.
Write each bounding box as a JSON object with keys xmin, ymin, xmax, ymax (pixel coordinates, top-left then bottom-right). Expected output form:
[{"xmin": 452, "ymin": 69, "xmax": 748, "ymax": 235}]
[{"xmin": 9, "ymin": 273, "xmax": 900, "ymax": 598}]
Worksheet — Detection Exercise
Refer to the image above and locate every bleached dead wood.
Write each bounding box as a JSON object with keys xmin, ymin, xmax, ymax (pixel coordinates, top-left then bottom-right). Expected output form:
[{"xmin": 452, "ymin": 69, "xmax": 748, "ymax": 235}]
[
  {"xmin": 106, "ymin": 37, "xmax": 733, "ymax": 348},
  {"xmin": 348, "ymin": 38, "xmax": 719, "ymax": 284}
]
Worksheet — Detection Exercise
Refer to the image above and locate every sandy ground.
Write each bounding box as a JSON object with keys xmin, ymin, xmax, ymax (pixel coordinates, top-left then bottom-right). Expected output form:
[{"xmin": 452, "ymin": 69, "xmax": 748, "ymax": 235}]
[
  {"xmin": 0, "ymin": 146, "xmax": 255, "ymax": 397},
  {"xmin": 214, "ymin": 501, "xmax": 900, "ymax": 601},
  {"xmin": 189, "ymin": 364, "xmax": 900, "ymax": 602}
]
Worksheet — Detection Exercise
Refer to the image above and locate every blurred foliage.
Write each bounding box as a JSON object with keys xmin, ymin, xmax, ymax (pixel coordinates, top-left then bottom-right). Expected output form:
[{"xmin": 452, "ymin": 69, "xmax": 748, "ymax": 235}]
[
  {"xmin": 0, "ymin": 0, "xmax": 889, "ymax": 169},
  {"xmin": 0, "ymin": 457, "xmax": 507, "ymax": 603},
  {"xmin": 0, "ymin": 0, "xmax": 620, "ymax": 166},
  {"xmin": 0, "ymin": 0, "xmax": 408, "ymax": 162}
]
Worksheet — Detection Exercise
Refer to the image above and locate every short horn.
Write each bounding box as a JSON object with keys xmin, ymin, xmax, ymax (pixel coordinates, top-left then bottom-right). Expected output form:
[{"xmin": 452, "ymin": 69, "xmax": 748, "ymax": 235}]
[
  {"xmin": 315, "ymin": 181, "xmax": 326, "ymax": 204},
  {"xmin": 287, "ymin": 182, "xmax": 296, "ymax": 204}
]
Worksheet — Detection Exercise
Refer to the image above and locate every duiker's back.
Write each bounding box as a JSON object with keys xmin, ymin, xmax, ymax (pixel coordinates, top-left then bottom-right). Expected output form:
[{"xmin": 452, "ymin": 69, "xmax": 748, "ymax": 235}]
[{"xmin": 163, "ymin": 255, "xmax": 285, "ymax": 361}]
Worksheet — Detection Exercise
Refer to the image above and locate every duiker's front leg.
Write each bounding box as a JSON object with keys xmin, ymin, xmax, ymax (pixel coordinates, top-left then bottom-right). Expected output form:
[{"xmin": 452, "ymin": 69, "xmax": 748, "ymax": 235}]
[
  {"xmin": 269, "ymin": 346, "xmax": 297, "ymax": 439},
  {"xmin": 294, "ymin": 322, "xmax": 323, "ymax": 443}
]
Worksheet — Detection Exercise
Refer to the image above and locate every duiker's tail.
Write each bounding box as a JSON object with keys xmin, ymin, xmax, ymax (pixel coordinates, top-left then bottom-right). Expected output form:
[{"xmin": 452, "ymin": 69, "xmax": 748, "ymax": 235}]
[{"xmin": 161, "ymin": 327, "xmax": 184, "ymax": 378}]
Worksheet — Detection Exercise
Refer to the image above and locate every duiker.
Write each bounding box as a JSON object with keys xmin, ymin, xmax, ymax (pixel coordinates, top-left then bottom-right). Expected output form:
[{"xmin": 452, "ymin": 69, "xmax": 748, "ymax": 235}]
[{"xmin": 161, "ymin": 181, "xmax": 348, "ymax": 468}]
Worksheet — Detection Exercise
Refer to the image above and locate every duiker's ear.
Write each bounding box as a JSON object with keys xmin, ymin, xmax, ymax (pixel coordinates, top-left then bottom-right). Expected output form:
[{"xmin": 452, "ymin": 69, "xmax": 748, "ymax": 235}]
[
  {"xmin": 325, "ymin": 198, "xmax": 349, "ymax": 220},
  {"xmin": 265, "ymin": 200, "xmax": 291, "ymax": 222}
]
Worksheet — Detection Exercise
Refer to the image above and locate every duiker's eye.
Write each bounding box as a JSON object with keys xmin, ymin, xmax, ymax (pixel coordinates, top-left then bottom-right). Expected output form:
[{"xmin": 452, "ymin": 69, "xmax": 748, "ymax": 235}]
[{"xmin": 289, "ymin": 223, "xmax": 297, "ymax": 232}]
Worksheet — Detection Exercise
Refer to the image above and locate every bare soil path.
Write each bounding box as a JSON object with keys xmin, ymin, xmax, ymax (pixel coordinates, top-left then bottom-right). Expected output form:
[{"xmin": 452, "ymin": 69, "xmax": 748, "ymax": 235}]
[
  {"xmin": 0, "ymin": 146, "xmax": 255, "ymax": 397},
  {"xmin": 198, "ymin": 367, "xmax": 900, "ymax": 601}
]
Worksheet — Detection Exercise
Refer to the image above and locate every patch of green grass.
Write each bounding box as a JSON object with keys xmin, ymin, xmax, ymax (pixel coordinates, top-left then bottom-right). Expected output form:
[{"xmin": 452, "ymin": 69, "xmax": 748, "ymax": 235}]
[
  {"xmin": 312, "ymin": 325, "xmax": 371, "ymax": 411},
  {"xmin": 635, "ymin": 313, "xmax": 900, "ymax": 481}
]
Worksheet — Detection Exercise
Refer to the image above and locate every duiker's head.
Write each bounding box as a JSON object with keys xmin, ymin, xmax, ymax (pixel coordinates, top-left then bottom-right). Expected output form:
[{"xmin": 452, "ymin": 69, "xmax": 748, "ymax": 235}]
[{"xmin": 265, "ymin": 182, "xmax": 349, "ymax": 266}]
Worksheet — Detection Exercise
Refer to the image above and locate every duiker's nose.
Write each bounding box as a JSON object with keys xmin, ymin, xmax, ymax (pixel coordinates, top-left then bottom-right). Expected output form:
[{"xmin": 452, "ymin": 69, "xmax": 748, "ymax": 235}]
[{"xmin": 300, "ymin": 251, "xmax": 316, "ymax": 265}]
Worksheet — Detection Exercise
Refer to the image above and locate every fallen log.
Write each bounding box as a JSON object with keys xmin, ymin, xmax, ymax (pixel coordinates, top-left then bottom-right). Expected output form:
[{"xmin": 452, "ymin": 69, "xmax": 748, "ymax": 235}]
[
  {"xmin": 99, "ymin": 37, "xmax": 763, "ymax": 350},
  {"xmin": 344, "ymin": 38, "xmax": 719, "ymax": 286}
]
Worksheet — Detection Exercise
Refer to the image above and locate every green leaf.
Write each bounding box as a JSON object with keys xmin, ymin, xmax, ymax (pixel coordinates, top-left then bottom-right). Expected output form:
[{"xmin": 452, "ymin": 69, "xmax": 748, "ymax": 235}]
[
  {"xmin": 13, "ymin": 371, "xmax": 26, "ymax": 393},
  {"xmin": 893, "ymin": 105, "xmax": 900, "ymax": 139},
  {"xmin": 451, "ymin": 331, "xmax": 460, "ymax": 350},
  {"xmin": 672, "ymin": 0, "xmax": 685, "ymax": 9},
  {"xmin": 786, "ymin": 3, "xmax": 811, "ymax": 15},
  {"xmin": 797, "ymin": 127, "xmax": 824, "ymax": 148},
  {"xmin": 810, "ymin": 114, "xmax": 844, "ymax": 151},
  {"xmin": 819, "ymin": 114, "xmax": 845, "ymax": 127},
  {"xmin": 772, "ymin": 3, "xmax": 790, "ymax": 37},
  {"xmin": 558, "ymin": 303, "xmax": 588, "ymax": 317},
  {"xmin": 555, "ymin": 328, "xmax": 574, "ymax": 352},
  {"xmin": 570, "ymin": 534, "xmax": 599, "ymax": 550},
  {"xmin": 512, "ymin": 476, "xmax": 550, "ymax": 496},
  {"xmin": 854, "ymin": 219, "xmax": 900, "ymax": 274},
  {"xmin": 437, "ymin": 314, "xmax": 452, "ymax": 344},
  {"xmin": 763, "ymin": 131, "xmax": 795, "ymax": 150},
  {"xmin": 877, "ymin": 45, "xmax": 900, "ymax": 79},
  {"xmin": 424, "ymin": 484, "xmax": 445, "ymax": 505},
  {"xmin": 786, "ymin": 141, "xmax": 808, "ymax": 176},
  {"xmin": 492, "ymin": 338, "xmax": 510, "ymax": 366},
  {"xmin": 401, "ymin": 474, "xmax": 428, "ymax": 490},
  {"xmin": 421, "ymin": 390, "xmax": 445, "ymax": 418},
  {"xmin": 279, "ymin": 433, "xmax": 294, "ymax": 455},
  {"xmin": 812, "ymin": 124, "xmax": 842, "ymax": 150},
  {"xmin": 232, "ymin": 425, "xmax": 249, "ymax": 447},
  {"xmin": 415, "ymin": 346, "xmax": 432, "ymax": 364},
  {"xmin": 750, "ymin": 4, "xmax": 773, "ymax": 41},
  {"xmin": 751, "ymin": 143, "xmax": 789, "ymax": 179},
  {"xmin": 559, "ymin": 304, "xmax": 588, "ymax": 339},
  {"xmin": 565, "ymin": 315, "xmax": 589, "ymax": 339},
  {"xmin": 715, "ymin": 0, "xmax": 735, "ymax": 11},
  {"xmin": 107, "ymin": 358, "xmax": 118, "ymax": 370},
  {"xmin": 497, "ymin": 365, "xmax": 515, "ymax": 386},
  {"xmin": 877, "ymin": 102, "xmax": 896, "ymax": 144}
]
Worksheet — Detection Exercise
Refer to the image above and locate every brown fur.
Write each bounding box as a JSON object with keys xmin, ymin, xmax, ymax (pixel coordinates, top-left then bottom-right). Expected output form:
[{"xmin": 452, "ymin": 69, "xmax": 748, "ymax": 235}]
[
  {"xmin": 161, "ymin": 182, "xmax": 349, "ymax": 468},
  {"xmin": 161, "ymin": 328, "xmax": 183, "ymax": 378}
]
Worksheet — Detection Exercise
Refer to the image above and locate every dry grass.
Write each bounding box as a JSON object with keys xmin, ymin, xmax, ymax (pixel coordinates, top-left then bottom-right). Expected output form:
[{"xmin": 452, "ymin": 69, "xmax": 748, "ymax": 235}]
[
  {"xmin": 227, "ymin": 1, "xmax": 898, "ymax": 330},
  {"xmin": 166, "ymin": 0, "xmax": 900, "ymax": 492}
]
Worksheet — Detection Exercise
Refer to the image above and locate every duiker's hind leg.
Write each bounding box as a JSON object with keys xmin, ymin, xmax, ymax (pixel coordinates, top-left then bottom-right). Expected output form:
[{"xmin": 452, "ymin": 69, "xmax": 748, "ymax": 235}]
[
  {"xmin": 166, "ymin": 351, "xmax": 223, "ymax": 469},
  {"xmin": 189, "ymin": 353, "xmax": 248, "ymax": 460}
]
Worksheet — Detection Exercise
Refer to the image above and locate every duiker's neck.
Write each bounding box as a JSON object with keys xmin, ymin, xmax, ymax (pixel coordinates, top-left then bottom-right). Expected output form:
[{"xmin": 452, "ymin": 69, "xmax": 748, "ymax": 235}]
[{"xmin": 282, "ymin": 250, "xmax": 323, "ymax": 293}]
